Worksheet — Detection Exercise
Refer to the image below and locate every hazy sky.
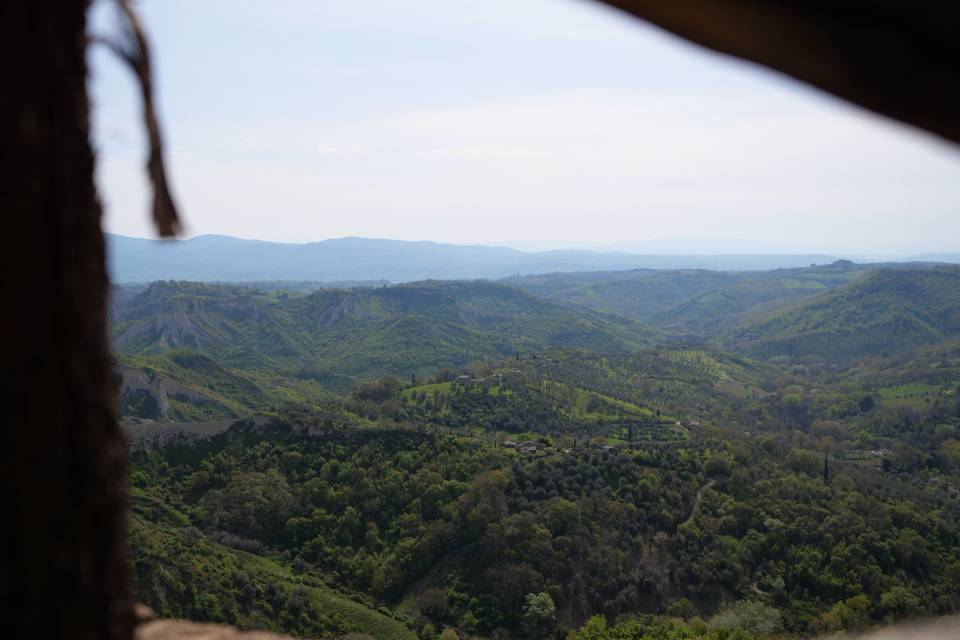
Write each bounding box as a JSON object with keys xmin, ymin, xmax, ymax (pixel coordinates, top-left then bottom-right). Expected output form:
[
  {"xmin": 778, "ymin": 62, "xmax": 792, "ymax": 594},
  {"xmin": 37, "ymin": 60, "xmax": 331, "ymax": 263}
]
[{"xmin": 90, "ymin": 0, "xmax": 960, "ymax": 254}]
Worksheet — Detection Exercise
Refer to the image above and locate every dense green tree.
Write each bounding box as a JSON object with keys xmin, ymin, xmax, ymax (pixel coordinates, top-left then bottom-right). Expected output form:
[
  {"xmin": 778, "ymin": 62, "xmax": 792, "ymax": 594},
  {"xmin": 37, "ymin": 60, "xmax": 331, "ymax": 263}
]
[{"xmin": 522, "ymin": 592, "xmax": 556, "ymax": 639}]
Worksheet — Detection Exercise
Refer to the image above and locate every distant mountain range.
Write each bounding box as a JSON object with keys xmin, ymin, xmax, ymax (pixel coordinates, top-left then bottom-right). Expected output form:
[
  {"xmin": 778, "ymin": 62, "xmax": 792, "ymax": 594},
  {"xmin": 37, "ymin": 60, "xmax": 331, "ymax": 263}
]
[{"xmin": 106, "ymin": 233, "xmax": 843, "ymax": 283}]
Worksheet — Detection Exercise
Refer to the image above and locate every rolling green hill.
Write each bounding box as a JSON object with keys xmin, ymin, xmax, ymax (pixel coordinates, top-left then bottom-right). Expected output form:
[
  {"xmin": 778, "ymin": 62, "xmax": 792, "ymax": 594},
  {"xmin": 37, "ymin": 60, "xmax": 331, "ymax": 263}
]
[
  {"xmin": 727, "ymin": 267, "xmax": 960, "ymax": 363},
  {"xmin": 506, "ymin": 269, "xmax": 736, "ymax": 321},
  {"xmin": 651, "ymin": 264, "xmax": 867, "ymax": 336},
  {"xmin": 506, "ymin": 261, "xmax": 871, "ymax": 336},
  {"xmin": 115, "ymin": 265, "xmax": 960, "ymax": 639},
  {"xmin": 112, "ymin": 280, "xmax": 661, "ymax": 397},
  {"xmin": 112, "ymin": 266, "xmax": 960, "ymax": 417}
]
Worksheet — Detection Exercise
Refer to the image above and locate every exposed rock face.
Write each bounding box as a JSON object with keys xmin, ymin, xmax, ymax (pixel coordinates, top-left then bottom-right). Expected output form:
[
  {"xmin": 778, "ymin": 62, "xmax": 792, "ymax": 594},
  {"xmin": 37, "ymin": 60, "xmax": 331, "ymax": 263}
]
[
  {"xmin": 119, "ymin": 365, "xmax": 171, "ymax": 418},
  {"xmin": 122, "ymin": 419, "xmax": 236, "ymax": 451},
  {"xmin": 117, "ymin": 364, "xmax": 230, "ymax": 421}
]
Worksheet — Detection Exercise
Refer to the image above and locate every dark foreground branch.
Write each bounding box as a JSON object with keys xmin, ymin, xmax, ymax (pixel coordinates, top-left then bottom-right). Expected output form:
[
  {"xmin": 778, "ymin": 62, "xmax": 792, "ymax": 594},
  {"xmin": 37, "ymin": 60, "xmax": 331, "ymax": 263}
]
[{"xmin": 98, "ymin": 0, "xmax": 181, "ymax": 237}]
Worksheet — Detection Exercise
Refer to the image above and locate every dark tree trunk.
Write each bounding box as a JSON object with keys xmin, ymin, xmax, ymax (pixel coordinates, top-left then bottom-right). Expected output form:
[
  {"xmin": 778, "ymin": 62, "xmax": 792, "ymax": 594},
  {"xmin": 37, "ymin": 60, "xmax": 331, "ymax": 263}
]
[{"xmin": 0, "ymin": 2, "xmax": 134, "ymax": 639}]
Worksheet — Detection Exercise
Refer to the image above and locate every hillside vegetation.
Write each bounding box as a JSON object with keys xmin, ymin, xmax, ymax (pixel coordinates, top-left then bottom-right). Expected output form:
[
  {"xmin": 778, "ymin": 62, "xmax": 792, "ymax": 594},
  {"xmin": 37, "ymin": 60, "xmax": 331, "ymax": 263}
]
[
  {"xmin": 506, "ymin": 261, "xmax": 870, "ymax": 335},
  {"xmin": 119, "ymin": 263, "xmax": 960, "ymax": 640},
  {"xmin": 112, "ymin": 280, "xmax": 660, "ymax": 401},
  {"xmin": 129, "ymin": 346, "xmax": 960, "ymax": 639},
  {"xmin": 129, "ymin": 486, "xmax": 416, "ymax": 640},
  {"xmin": 728, "ymin": 268, "xmax": 960, "ymax": 363}
]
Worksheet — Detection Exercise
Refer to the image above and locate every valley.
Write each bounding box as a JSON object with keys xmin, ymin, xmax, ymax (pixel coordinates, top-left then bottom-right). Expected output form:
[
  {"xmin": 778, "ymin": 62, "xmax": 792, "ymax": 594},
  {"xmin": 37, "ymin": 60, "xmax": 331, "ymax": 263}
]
[{"xmin": 119, "ymin": 261, "xmax": 960, "ymax": 640}]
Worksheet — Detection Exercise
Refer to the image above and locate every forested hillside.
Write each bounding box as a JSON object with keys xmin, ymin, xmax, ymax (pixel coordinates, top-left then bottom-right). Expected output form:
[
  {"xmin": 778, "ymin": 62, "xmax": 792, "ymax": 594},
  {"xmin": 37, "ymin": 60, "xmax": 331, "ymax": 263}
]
[
  {"xmin": 728, "ymin": 267, "xmax": 960, "ymax": 363},
  {"xmin": 128, "ymin": 346, "xmax": 960, "ymax": 639},
  {"xmin": 112, "ymin": 280, "xmax": 660, "ymax": 399},
  {"xmin": 506, "ymin": 261, "xmax": 870, "ymax": 334},
  {"xmin": 508, "ymin": 264, "xmax": 960, "ymax": 366},
  {"xmin": 117, "ymin": 264, "xmax": 960, "ymax": 640}
]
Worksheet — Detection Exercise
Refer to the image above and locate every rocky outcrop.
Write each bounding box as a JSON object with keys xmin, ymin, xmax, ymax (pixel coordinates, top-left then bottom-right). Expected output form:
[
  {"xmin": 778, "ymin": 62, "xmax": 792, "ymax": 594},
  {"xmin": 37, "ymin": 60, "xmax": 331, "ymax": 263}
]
[
  {"xmin": 122, "ymin": 419, "xmax": 236, "ymax": 451},
  {"xmin": 117, "ymin": 364, "xmax": 230, "ymax": 420}
]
